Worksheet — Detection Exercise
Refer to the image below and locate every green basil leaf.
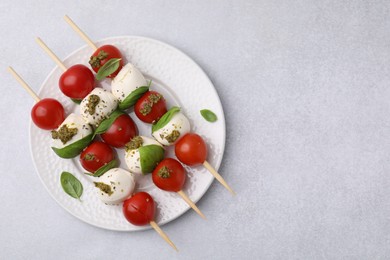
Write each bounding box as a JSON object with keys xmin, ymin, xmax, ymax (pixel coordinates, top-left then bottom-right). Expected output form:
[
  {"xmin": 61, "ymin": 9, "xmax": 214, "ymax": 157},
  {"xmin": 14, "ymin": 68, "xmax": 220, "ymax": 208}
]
[
  {"xmin": 139, "ymin": 145, "xmax": 165, "ymax": 174},
  {"xmin": 92, "ymin": 159, "xmax": 118, "ymax": 177},
  {"xmin": 93, "ymin": 110, "xmax": 124, "ymax": 138},
  {"xmin": 200, "ymin": 109, "xmax": 218, "ymax": 122},
  {"xmin": 96, "ymin": 58, "xmax": 121, "ymax": 81},
  {"xmin": 152, "ymin": 106, "xmax": 180, "ymax": 133},
  {"xmin": 118, "ymin": 86, "xmax": 150, "ymax": 110},
  {"xmin": 71, "ymin": 98, "xmax": 82, "ymax": 104},
  {"xmin": 52, "ymin": 134, "xmax": 93, "ymax": 159},
  {"xmin": 60, "ymin": 171, "xmax": 83, "ymax": 200}
]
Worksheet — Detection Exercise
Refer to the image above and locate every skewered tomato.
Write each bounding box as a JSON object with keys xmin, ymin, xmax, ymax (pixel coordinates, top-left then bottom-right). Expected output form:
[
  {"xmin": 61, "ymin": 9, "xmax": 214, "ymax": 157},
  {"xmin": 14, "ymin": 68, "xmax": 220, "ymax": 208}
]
[
  {"xmin": 152, "ymin": 158, "xmax": 186, "ymax": 192},
  {"xmin": 59, "ymin": 64, "xmax": 95, "ymax": 101},
  {"xmin": 101, "ymin": 114, "xmax": 138, "ymax": 148},
  {"xmin": 123, "ymin": 192, "xmax": 155, "ymax": 226},
  {"xmin": 31, "ymin": 98, "xmax": 65, "ymax": 130},
  {"xmin": 175, "ymin": 133, "xmax": 207, "ymax": 166},
  {"xmin": 134, "ymin": 91, "xmax": 167, "ymax": 123},
  {"xmin": 80, "ymin": 141, "xmax": 115, "ymax": 174},
  {"xmin": 89, "ymin": 45, "xmax": 123, "ymax": 78}
]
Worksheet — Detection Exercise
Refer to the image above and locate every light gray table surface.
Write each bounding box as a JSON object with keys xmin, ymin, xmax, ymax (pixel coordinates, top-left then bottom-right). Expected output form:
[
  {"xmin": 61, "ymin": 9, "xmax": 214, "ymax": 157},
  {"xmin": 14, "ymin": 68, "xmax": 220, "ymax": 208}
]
[{"xmin": 1, "ymin": 0, "xmax": 390, "ymax": 259}]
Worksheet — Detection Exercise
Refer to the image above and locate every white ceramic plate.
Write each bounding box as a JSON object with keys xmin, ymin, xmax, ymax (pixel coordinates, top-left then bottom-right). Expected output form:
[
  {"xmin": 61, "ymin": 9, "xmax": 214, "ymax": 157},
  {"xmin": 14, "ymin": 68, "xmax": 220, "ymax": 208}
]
[{"xmin": 30, "ymin": 36, "xmax": 226, "ymax": 231}]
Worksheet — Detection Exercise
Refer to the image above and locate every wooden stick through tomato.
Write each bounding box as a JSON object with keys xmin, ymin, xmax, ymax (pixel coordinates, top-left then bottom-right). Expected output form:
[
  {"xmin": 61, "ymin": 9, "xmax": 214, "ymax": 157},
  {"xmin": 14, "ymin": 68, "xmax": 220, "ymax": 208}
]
[
  {"xmin": 35, "ymin": 37, "xmax": 67, "ymax": 71},
  {"xmin": 152, "ymin": 158, "xmax": 206, "ymax": 219},
  {"xmin": 123, "ymin": 192, "xmax": 178, "ymax": 252},
  {"xmin": 7, "ymin": 66, "xmax": 65, "ymax": 130},
  {"xmin": 175, "ymin": 133, "xmax": 235, "ymax": 195}
]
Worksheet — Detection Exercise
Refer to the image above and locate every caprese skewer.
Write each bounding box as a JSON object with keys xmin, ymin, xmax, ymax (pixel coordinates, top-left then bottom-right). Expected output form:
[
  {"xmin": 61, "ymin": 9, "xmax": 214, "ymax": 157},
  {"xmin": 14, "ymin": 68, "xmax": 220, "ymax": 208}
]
[
  {"xmin": 123, "ymin": 192, "xmax": 178, "ymax": 251},
  {"xmin": 8, "ymin": 66, "xmax": 65, "ymax": 130},
  {"xmin": 36, "ymin": 37, "xmax": 95, "ymax": 102}
]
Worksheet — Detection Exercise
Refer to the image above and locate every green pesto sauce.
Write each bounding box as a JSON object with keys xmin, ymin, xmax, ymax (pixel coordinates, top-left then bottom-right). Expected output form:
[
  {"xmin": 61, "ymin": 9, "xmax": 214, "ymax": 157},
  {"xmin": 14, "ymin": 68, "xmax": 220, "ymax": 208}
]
[{"xmin": 51, "ymin": 125, "xmax": 78, "ymax": 145}]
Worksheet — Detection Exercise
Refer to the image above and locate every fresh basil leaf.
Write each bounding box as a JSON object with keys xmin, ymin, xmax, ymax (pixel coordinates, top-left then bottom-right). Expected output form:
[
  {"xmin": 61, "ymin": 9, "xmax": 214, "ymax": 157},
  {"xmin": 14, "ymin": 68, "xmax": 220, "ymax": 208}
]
[
  {"xmin": 96, "ymin": 58, "xmax": 121, "ymax": 81},
  {"xmin": 93, "ymin": 110, "xmax": 124, "ymax": 138},
  {"xmin": 139, "ymin": 145, "xmax": 165, "ymax": 174},
  {"xmin": 200, "ymin": 109, "xmax": 218, "ymax": 122},
  {"xmin": 71, "ymin": 98, "xmax": 82, "ymax": 104},
  {"xmin": 118, "ymin": 85, "xmax": 150, "ymax": 110},
  {"xmin": 60, "ymin": 171, "xmax": 83, "ymax": 200},
  {"xmin": 52, "ymin": 134, "xmax": 93, "ymax": 159},
  {"xmin": 152, "ymin": 106, "xmax": 180, "ymax": 133},
  {"xmin": 92, "ymin": 159, "xmax": 118, "ymax": 177}
]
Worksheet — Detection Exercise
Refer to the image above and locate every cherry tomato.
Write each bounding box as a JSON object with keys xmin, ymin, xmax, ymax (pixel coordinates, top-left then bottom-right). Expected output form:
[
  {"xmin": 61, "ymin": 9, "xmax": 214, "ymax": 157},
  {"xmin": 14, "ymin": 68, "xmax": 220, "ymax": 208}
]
[
  {"xmin": 31, "ymin": 98, "xmax": 65, "ymax": 130},
  {"xmin": 59, "ymin": 64, "xmax": 95, "ymax": 100},
  {"xmin": 80, "ymin": 141, "xmax": 115, "ymax": 173},
  {"xmin": 175, "ymin": 133, "xmax": 207, "ymax": 166},
  {"xmin": 89, "ymin": 45, "xmax": 124, "ymax": 78},
  {"xmin": 100, "ymin": 114, "xmax": 138, "ymax": 148},
  {"xmin": 134, "ymin": 91, "xmax": 167, "ymax": 123},
  {"xmin": 123, "ymin": 192, "xmax": 155, "ymax": 226},
  {"xmin": 152, "ymin": 158, "xmax": 186, "ymax": 192}
]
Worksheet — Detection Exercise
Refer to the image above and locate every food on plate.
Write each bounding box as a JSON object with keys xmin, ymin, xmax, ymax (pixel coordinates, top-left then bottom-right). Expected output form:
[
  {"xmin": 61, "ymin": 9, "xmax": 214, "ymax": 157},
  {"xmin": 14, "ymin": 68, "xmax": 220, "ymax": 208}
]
[
  {"xmin": 124, "ymin": 136, "xmax": 165, "ymax": 175},
  {"xmin": 94, "ymin": 168, "xmax": 135, "ymax": 205},
  {"xmin": 135, "ymin": 90, "xmax": 167, "ymax": 124},
  {"xmin": 31, "ymin": 98, "xmax": 65, "ymax": 130},
  {"xmin": 200, "ymin": 109, "xmax": 218, "ymax": 123},
  {"xmin": 111, "ymin": 63, "xmax": 150, "ymax": 110},
  {"xmin": 51, "ymin": 113, "xmax": 93, "ymax": 158},
  {"xmin": 89, "ymin": 45, "xmax": 124, "ymax": 78},
  {"xmin": 95, "ymin": 110, "xmax": 138, "ymax": 148},
  {"xmin": 174, "ymin": 133, "xmax": 207, "ymax": 166},
  {"xmin": 152, "ymin": 107, "xmax": 191, "ymax": 146},
  {"xmin": 80, "ymin": 141, "xmax": 118, "ymax": 176},
  {"xmin": 152, "ymin": 158, "xmax": 185, "ymax": 192},
  {"xmin": 175, "ymin": 133, "xmax": 235, "ymax": 195},
  {"xmin": 122, "ymin": 192, "xmax": 178, "ymax": 251},
  {"xmin": 80, "ymin": 88, "xmax": 118, "ymax": 127},
  {"xmin": 60, "ymin": 171, "xmax": 83, "ymax": 201},
  {"xmin": 59, "ymin": 64, "xmax": 95, "ymax": 102}
]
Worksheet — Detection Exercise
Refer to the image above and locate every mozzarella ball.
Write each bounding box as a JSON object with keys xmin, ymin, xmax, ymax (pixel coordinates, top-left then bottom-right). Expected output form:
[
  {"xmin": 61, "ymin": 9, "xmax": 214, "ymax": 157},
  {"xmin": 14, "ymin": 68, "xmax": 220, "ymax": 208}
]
[
  {"xmin": 111, "ymin": 63, "xmax": 148, "ymax": 102},
  {"xmin": 125, "ymin": 136, "xmax": 164, "ymax": 175},
  {"xmin": 94, "ymin": 168, "xmax": 135, "ymax": 205},
  {"xmin": 152, "ymin": 112, "xmax": 191, "ymax": 146},
  {"xmin": 51, "ymin": 113, "xmax": 92, "ymax": 149},
  {"xmin": 80, "ymin": 88, "xmax": 118, "ymax": 127}
]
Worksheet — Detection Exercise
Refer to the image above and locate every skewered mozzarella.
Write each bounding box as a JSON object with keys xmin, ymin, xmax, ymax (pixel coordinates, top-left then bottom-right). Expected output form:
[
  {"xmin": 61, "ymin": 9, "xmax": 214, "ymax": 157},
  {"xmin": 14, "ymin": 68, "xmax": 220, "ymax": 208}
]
[
  {"xmin": 111, "ymin": 63, "xmax": 148, "ymax": 103},
  {"xmin": 152, "ymin": 111, "xmax": 191, "ymax": 146},
  {"xmin": 125, "ymin": 136, "xmax": 165, "ymax": 175},
  {"xmin": 94, "ymin": 168, "xmax": 136, "ymax": 205},
  {"xmin": 80, "ymin": 88, "xmax": 118, "ymax": 127}
]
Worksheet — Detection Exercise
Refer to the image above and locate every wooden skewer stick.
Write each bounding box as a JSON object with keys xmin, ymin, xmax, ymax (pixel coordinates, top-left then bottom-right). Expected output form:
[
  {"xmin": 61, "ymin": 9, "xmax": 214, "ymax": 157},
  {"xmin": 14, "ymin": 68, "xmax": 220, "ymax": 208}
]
[
  {"xmin": 35, "ymin": 37, "xmax": 67, "ymax": 72},
  {"xmin": 149, "ymin": 221, "xmax": 178, "ymax": 252},
  {"xmin": 64, "ymin": 15, "xmax": 97, "ymax": 51},
  {"xmin": 7, "ymin": 66, "xmax": 40, "ymax": 102},
  {"xmin": 177, "ymin": 190, "xmax": 206, "ymax": 219},
  {"xmin": 203, "ymin": 161, "xmax": 236, "ymax": 195}
]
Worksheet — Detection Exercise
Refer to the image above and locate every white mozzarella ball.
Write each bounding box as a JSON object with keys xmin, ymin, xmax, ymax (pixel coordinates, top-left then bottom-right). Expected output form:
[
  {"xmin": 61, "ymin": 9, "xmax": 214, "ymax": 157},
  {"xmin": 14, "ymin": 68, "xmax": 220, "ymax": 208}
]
[
  {"xmin": 125, "ymin": 136, "xmax": 163, "ymax": 175},
  {"xmin": 152, "ymin": 112, "xmax": 191, "ymax": 146},
  {"xmin": 94, "ymin": 168, "xmax": 136, "ymax": 205},
  {"xmin": 111, "ymin": 63, "xmax": 147, "ymax": 102},
  {"xmin": 51, "ymin": 113, "xmax": 92, "ymax": 149},
  {"xmin": 80, "ymin": 88, "xmax": 118, "ymax": 127}
]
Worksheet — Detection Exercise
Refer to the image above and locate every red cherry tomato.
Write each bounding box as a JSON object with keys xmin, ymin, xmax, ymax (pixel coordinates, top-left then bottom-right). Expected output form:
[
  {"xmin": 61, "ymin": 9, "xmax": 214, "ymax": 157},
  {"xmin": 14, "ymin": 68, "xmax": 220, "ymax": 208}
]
[
  {"xmin": 31, "ymin": 98, "xmax": 65, "ymax": 130},
  {"xmin": 123, "ymin": 192, "xmax": 155, "ymax": 226},
  {"xmin": 100, "ymin": 114, "xmax": 138, "ymax": 148},
  {"xmin": 152, "ymin": 158, "xmax": 186, "ymax": 192},
  {"xmin": 89, "ymin": 45, "xmax": 124, "ymax": 78},
  {"xmin": 80, "ymin": 141, "xmax": 115, "ymax": 173},
  {"xmin": 59, "ymin": 64, "xmax": 95, "ymax": 100},
  {"xmin": 134, "ymin": 91, "xmax": 167, "ymax": 123},
  {"xmin": 175, "ymin": 133, "xmax": 207, "ymax": 166}
]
